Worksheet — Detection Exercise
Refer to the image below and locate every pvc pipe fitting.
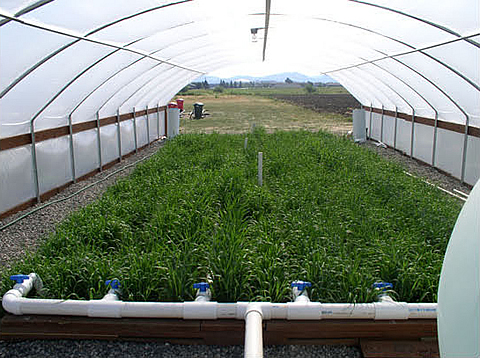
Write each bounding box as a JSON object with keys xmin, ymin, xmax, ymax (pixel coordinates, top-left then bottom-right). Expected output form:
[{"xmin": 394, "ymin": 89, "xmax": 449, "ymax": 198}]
[
  {"xmin": 2, "ymin": 273, "xmax": 40, "ymax": 315},
  {"xmin": 374, "ymin": 300, "xmax": 409, "ymax": 320},
  {"xmin": 184, "ymin": 301, "xmax": 217, "ymax": 319},
  {"xmin": 287, "ymin": 302, "xmax": 322, "ymax": 320}
]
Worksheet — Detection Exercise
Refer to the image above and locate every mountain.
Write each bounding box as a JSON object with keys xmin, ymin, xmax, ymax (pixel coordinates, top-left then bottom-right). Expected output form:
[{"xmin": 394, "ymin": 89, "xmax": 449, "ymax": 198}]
[{"xmin": 198, "ymin": 72, "xmax": 335, "ymax": 84}]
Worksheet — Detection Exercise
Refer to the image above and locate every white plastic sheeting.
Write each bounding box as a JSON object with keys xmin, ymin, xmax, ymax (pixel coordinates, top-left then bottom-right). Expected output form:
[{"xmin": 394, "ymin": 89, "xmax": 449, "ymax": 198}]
[
  {"xmin": 0, "ymin": 0, "xmax": 478, "ymax": 134},
  {"xmin": 73, "ymin": 129, "xmax": 100, "ymax": 178},
  {"xmin": 0, "ymin": 145, "xmax": 35, "ymax": 214},
  {"xmin": 0, "ymin": 0, "xmax": 479, "ymax": 214},
  {"xmin": 366, "ymin": 112, "xmax": 480, "ymax": 185},
  {"xmin": 438, "ymin": 179, "xmax": 480, "ymax": 357}
]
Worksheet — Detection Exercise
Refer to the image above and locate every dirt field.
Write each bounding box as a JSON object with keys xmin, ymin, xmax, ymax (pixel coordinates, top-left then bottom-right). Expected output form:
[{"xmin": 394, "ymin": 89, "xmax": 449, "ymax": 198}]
[
  {"xmin": 269, "ymin": 93, "xmax": 361, "ymax": 117},
  {"xmin": 180, "ymin": 94, "xmax": 352, "ymax": 135}
]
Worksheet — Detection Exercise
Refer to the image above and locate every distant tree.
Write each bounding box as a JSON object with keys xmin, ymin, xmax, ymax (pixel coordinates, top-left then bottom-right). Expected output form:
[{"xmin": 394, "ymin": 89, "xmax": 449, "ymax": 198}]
[
  {"xmin": 203, "ymin": 80, "xmax": 210, "ymax": 89},
  {"xmin": 304, "ymin": 82, "xmax": 316, "ymax": 93},
  {"xmin": 213, "ymin": 86, "xmax": 224, "ymax": 93},
  {"xmin": 178, "ymin": 85, "xmax": 191, "ymax": 94},
  {"xmin": 285, "ymin": 77, "xmax": 293, "ymax": 84}
]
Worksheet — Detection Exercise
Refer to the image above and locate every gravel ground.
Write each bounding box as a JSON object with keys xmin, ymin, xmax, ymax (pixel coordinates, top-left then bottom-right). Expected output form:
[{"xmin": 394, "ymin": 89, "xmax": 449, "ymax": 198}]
[
  {"xmin": 0, "ymin": 341, "xmax": 362, "ymax": 358},
  {"xmin": 363, "ymin": 140, "xmax": 472, "ymax": 196}
]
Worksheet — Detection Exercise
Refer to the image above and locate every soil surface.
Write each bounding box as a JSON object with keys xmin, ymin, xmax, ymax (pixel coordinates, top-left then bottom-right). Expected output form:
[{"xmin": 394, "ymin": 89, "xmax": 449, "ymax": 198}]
[{"xmin": 269, "ymin": 94, "xmax": 361, "ymax": 117}]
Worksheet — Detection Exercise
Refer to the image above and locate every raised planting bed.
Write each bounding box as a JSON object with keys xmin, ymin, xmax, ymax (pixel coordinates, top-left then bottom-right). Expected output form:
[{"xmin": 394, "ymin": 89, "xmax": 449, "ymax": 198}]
[{"xmin": 1, "ymin": 130, "xmax": 461, "ymax": 303}]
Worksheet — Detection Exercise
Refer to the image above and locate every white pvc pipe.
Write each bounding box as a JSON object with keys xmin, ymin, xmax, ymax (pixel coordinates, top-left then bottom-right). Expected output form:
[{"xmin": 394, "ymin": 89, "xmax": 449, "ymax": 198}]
[
  {"xmin": 453, "ymin": 188, "xmax": 469, "ymax": 199},
  {"xmin": 2, "ymin": 275, "xmax": 437, "ymax": 320},
  {"xmin": 2, "ymin": 274, "xmax": 439, "ymax": 358},
  {"xmin": 404, "ymin": 171, "xmax": 467, "ymax": 202},
  {"xmin": 244, "ymin": 304, "xmax": 264, "ymax": 358}
]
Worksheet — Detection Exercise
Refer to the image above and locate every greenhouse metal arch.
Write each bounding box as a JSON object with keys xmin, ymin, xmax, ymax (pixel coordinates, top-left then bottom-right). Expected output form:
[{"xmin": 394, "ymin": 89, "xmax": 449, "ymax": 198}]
[{"xmin": 0, "ymin": 0, "xmax": 479, "ymax": 216}]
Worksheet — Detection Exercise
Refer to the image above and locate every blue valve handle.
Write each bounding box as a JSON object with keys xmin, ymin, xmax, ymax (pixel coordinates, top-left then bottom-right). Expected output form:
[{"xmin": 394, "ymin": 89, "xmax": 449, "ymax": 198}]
[
  {"xmin": 291, "ymin": 281, "xmax": 312, "ymax": 291},
  {"xmin": 105, "ymin": 279, "xmax": 121, "ymax": 289},
  {"xmin": 10, "ymin": 274, "xmax": 30, "ymax": 284},
  {"xmin": 193, "ymin": 282, "xmax": 210, "ymax": 292},
  {"xmin": 373, "ymin": 282, "xmax": 393, "ymax": 290}
]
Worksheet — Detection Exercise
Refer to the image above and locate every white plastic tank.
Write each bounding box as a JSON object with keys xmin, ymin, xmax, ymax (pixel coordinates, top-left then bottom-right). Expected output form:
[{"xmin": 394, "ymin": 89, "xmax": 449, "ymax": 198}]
[
  {"xmin": 352, "ymin": 109, "xmax": 366, "ymax": 143},
  {"xmin": 167, "ymin": 106, "xmax": 180, "ymax": 138},
  {"xmin": 438, "ymin": 179, "xmax": 480, "ymax": 357}
]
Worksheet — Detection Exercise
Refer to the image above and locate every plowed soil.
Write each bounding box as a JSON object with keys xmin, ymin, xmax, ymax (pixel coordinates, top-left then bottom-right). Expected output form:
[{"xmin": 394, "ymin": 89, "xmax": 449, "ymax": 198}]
[{"xmin": 270, "ymin": 93, "xmax": 361, "ymax": 117}]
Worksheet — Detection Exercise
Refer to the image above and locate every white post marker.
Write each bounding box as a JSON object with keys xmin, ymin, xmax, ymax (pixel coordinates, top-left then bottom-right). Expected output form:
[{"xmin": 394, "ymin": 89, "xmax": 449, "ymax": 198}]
[
  {"xmin": 258, "ymin": 152, "xmax": 263, "ymax": 186},
  {"xmin": 244, "ymin": 137, "xmax": 248, "ymax": 150}
]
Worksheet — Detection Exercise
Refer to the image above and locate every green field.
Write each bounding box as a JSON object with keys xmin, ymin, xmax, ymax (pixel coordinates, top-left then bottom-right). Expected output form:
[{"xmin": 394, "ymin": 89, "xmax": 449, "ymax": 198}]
[
  {"xmin": 1, "ymin": 130, "xmax": 461, "ymax": 303},
  {"xmin": 180, "ymin": 86, "xmax": 349, "ymax": 97}
]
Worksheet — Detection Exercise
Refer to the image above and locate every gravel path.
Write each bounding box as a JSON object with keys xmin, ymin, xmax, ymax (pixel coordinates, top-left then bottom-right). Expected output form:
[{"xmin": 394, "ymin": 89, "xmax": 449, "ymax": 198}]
[
  {"xmin": 0, "ymin": 341, "xmax": 362, "ymax": 358},
  {"xmin": 364, "ymin": 140, "xmax": 472, "ymax": 196}
]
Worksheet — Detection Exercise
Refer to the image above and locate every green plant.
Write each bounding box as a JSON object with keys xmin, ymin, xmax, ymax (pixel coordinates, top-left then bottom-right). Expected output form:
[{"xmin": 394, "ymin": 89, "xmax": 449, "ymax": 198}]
[
  {"xmin": 304, "ymin": 82, "xmax": 316, "ymax": 94},
  {"xmin": 1, "ymin": 131, "xmax": 461, "ymax": 304}
]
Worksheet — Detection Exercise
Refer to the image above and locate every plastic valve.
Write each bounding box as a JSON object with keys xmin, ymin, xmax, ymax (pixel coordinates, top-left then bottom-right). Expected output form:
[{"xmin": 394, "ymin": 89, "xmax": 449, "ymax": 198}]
[
  {"xmin": 373, "ymin": 282, "xmax": 393, "ymax": 291},
  {"xmin": 193, "ymin": 282, "xmax": 210, "ymax": 292},
  {"xmin": 10, "ymin": 274, "xmax": 30, "ymax": 284},
  {"xmin": 105, "ymin": 279, "xmax": 121, "ymax": 289},
  {"xmin": 291, "ymin": 281, "xmax": 312, "ymax": 291}
]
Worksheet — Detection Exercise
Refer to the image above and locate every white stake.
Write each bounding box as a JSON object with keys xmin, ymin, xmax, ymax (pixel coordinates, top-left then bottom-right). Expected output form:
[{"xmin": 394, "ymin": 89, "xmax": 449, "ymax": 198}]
[
  {"xmin": 244, "ymin": 137, "xmax": 248, "ymax": 150},
  {"xmin": 258, "ymin": 152, "xmax": 263, "ymax": 186}
]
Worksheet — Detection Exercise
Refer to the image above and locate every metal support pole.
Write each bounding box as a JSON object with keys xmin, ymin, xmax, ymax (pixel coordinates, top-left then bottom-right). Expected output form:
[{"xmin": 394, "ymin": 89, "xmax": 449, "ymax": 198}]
[
  {"xmin": 116, "ymin": 108, "xmax": 122, "ymax": 162},
  {"xmin": 393, "ymin": 106, "xmax": 398, "ymax": 149},
  {"xmin": 30, "ymin": 123, "xmax": 40, "ymax": 203},
  {"xmin": 146, "ymin": 105, "xmax": 150, "ymax": 145},
  {"xmin": 368, "ymin": 104, "xmax": 373, "ymax": 139},
  {"xmin": 258, "ymin": 152, "xmax": 263, "ymax": 186},
  {"xmin": 410, "ymin": 109, "xmax": 415, "ymax": 158},
  {"xmin": 96, "ymin": 112, "xmax": 103, "ymax": 172},
  {"xmin": 68, "ymin": 114, "xmax": 76, "ymax": 183},
  {"xmin": 432, "ymin": 111, "xmax": 438, "ymax": 167},
  {"xmin": 133, "ymin": 107, "xmax": 138, "ymax": 153},
  {"xmin": 156, "ymin": 104, "xmax": 160, "ymax": 139},
  {"xmin": 461, "ymin": 115, "xmax": 470, "ymax": 184},
  {"xmin": 165, "ymin": 107, "xmax": 168, "ymax": 137},
  {"xmin": 380, "ymin": 105, "xmax": 384, "ymax": 143}
]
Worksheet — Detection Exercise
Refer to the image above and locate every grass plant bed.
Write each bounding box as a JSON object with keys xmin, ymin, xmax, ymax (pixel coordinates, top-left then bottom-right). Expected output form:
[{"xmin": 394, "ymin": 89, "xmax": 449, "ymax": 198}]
[{"xmin": 1, "ymin": 130, "xmax": 461, "ymax": 304}]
